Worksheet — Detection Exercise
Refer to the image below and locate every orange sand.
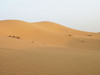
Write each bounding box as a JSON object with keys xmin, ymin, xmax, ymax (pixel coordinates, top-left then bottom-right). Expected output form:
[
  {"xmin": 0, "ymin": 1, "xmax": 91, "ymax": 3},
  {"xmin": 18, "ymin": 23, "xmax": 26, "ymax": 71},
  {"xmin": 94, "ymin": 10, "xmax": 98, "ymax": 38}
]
[{"xmin": 0, "ymin": 20, "xmax": 100, "ymax": 75}]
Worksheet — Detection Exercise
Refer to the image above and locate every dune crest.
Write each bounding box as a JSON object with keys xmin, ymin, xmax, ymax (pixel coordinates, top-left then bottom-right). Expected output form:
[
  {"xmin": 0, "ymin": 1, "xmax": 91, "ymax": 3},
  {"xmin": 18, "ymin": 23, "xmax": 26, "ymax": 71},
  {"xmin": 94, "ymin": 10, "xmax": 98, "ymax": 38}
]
[{"xmin": 0, "ymin": 20, "xmax": 100, "ymax": 48}]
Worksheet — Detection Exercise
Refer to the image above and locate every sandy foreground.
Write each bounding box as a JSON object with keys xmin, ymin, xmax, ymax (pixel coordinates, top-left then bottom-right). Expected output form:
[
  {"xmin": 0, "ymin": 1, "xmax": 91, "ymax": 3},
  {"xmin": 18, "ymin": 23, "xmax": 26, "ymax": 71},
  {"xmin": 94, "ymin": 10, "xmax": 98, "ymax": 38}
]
[{"xmin": 0, "ymin": 20, "xmax": 100, "ymax": 75}]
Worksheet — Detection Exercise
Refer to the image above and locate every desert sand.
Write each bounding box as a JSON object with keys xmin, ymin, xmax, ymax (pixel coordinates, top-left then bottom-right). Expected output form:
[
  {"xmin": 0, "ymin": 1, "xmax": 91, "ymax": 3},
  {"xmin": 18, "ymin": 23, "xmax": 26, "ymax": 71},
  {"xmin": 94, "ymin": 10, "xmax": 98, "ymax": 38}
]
[{"xmin": 0, "ymin": 20, "xmax": 100, "ymax": 75}]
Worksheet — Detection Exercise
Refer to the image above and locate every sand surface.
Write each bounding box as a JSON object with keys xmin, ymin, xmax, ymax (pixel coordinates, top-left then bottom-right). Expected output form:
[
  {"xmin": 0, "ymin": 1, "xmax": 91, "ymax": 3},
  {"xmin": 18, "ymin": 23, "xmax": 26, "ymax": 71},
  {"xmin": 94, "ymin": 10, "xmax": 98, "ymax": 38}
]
[{"xmin": 0, "ymin": 20, "xmax": 100, "ymax": 75}]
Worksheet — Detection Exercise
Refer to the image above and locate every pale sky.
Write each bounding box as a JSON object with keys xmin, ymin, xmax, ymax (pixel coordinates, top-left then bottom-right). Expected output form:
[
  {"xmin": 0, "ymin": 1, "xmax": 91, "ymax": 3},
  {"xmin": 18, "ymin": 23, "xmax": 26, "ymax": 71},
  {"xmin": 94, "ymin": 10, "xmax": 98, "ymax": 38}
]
[{"xmin": 0, "ymin": 0, "xmax": 100, "ymax": 32}]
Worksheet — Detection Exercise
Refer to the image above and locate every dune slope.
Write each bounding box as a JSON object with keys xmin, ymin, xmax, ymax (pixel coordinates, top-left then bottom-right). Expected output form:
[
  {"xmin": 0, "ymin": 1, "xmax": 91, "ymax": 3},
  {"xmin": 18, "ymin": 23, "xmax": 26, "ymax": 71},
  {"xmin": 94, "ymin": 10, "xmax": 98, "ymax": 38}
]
[{"xmin": 0, "ymin": 20, "xmax": 100, "ymax": 75}]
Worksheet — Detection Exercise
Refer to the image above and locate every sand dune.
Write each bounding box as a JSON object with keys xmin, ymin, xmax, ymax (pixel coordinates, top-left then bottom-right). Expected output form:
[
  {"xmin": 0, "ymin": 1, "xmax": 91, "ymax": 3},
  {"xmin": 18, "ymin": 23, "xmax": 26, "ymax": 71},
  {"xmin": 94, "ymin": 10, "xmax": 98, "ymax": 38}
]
[
  {"xmin": 33, "ymin": 21, "xmax": 100, "ymax": 37},
  {"xmin": 0, "ymin": 20, "xmax": 100, "ymax": 75}
]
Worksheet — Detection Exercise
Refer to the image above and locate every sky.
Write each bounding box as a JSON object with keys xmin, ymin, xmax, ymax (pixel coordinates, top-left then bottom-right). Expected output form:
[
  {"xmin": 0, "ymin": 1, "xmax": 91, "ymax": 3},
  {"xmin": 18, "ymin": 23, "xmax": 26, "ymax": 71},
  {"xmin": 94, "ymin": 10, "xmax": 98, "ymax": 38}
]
[{"xmin": 0, "ymin": 0, "xmax": 100, "ymax": 32}]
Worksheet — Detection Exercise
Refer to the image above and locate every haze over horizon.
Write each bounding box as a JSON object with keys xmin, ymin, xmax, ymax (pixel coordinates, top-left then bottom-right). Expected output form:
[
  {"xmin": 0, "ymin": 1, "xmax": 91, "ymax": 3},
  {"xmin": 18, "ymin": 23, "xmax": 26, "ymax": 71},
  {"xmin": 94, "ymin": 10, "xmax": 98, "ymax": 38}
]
[{"xmin": 0, "ymin": 0, "xmax": 100, "ymax": 32}]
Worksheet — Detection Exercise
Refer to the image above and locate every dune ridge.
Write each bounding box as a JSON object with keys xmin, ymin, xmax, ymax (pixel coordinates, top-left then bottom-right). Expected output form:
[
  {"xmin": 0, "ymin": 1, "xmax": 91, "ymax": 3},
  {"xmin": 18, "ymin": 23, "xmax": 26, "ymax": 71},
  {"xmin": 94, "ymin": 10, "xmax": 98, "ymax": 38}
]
[
  {"xmin": 0, "ymin": 20, "xmax": 100, "ymax": 75},
  {"xmin": 0, "ymin": 20, "xmax": 100, "ymax": 48}
]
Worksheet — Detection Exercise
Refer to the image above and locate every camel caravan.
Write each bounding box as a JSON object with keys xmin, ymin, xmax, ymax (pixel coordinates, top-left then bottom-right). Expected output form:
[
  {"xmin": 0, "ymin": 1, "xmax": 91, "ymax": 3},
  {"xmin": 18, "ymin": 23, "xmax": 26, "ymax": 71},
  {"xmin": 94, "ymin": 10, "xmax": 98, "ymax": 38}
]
[{"xmin": 8, "ymin": 35, "xmax": 20, "ymax": 39}]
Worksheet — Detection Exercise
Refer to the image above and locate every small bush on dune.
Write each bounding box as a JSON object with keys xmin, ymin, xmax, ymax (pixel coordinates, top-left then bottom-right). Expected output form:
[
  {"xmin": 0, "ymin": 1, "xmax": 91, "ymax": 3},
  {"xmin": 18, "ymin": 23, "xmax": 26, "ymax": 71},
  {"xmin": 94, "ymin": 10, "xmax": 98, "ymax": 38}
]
[
  {"xmin": 12, "ymin": 36, "xmax": 15, "ymax": 38},
  {"xmin": 42, "ymin": 42, "xmax": 45, "ymax": 44},
  {"xmin": 16, "ymin": 36, "xmax": 20, "ymax": 39},
  {"xmin": 66, "ymin": 30, "xmax": 68, "ymax": 31},
  {"xmin": 8, "ymin": 35, "xmax": 11, "ymax": 37},
  {"xmin": 8, "ymin": 35, "xmax": 21, "ymax": 39},
  {"xmin": 82, "ymin": 41, "xmax": 84, "ymax": 42},
  {"xmin": 87, "ymin": 35, "xmax": 92, "ymax": 36},
  {"xmin": 68, "ymin": 35, "xmax": 72, "ymax": 36}
]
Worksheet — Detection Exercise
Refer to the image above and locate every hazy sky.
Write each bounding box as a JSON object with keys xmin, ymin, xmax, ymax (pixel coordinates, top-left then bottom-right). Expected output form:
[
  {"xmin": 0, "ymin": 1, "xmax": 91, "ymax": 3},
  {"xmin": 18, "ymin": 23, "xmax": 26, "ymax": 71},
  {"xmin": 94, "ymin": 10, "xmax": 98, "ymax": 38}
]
[{"xmin": 0, "ymin": 0, "xmax": 100, "ymax": 32}]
